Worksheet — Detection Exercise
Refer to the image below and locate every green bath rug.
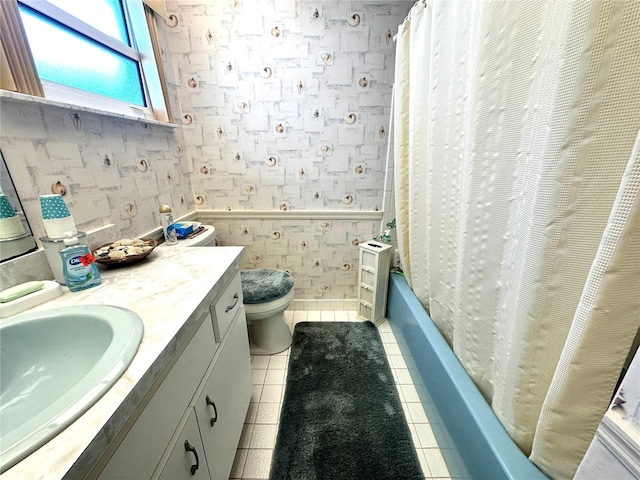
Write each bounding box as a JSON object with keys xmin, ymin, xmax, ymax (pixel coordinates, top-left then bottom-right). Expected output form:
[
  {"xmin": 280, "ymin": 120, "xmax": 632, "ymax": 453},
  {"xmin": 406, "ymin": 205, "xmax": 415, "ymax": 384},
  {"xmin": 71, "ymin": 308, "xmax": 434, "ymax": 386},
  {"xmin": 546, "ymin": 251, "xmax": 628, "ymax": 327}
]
[{"xmin": 270, "ymin": 321, "xmax": 423, "ymax": 480}]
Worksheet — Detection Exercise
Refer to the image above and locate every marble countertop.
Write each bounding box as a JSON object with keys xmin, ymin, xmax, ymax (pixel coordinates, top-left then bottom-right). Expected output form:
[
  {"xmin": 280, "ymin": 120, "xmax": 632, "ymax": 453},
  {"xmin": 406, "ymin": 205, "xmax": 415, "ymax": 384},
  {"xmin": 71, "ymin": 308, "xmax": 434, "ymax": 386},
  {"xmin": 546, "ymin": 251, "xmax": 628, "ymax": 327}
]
[{"xmin": 1, "ymin": 245, "xmax": 244, "ymax": 480}]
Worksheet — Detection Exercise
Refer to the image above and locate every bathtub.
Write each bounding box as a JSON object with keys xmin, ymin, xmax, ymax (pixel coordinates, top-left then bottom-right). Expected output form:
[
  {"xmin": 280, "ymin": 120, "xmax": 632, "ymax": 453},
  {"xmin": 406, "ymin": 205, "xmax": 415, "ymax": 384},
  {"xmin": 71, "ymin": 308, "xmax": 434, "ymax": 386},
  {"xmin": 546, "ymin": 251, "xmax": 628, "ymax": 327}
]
[{"xmin": 386, "ymin": 273, "xmax": 547, "ymax": 479}]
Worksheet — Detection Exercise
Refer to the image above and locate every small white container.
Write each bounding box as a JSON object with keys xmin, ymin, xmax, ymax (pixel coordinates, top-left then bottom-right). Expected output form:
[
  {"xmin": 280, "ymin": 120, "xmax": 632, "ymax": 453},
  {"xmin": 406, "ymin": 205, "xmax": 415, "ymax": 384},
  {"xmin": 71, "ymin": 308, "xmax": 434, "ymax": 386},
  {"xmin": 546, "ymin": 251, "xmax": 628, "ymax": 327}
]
[
  {"xmin": 357, "ymin": 240, "xmax": 393, "ymax": 324},
  {"xmin": 159, "ymin": 205, "xmax": 177, "ymax": 246}
]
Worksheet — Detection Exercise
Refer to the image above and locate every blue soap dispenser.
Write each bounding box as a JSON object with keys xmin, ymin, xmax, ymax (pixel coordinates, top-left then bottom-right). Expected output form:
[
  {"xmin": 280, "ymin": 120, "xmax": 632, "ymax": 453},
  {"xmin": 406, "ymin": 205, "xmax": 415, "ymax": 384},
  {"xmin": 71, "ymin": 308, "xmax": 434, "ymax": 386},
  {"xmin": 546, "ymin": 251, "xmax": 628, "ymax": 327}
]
[{"xmin": 59, "ymin": 231, "xmax": 102, "ymax": 292}]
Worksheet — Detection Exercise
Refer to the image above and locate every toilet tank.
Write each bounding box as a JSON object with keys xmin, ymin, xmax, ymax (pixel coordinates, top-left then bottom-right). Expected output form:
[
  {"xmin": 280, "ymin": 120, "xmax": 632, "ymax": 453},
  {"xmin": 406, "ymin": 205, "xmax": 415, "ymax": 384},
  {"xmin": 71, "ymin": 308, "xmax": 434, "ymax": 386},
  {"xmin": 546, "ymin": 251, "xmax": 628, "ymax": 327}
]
[{"xmin": 159, "ymin": 224, "xmax": 215, "ymax": 247}]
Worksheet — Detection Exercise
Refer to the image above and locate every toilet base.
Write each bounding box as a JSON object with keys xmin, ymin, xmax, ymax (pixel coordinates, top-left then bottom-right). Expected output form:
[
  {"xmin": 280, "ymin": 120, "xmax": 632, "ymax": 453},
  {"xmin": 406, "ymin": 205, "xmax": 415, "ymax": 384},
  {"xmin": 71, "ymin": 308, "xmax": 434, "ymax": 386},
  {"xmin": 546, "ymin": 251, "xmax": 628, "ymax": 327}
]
[{"xmin": 247, "ymin": 311, "xmax": 292, "ymax": 355}]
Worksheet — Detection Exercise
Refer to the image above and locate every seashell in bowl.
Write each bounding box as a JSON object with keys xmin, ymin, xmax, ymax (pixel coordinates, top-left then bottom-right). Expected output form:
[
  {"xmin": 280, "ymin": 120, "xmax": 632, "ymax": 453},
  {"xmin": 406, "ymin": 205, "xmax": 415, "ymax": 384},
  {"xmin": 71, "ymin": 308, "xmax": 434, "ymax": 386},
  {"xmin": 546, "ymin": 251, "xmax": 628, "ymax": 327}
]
[{"xmin": 93, "ymin": 238, "xmax": 157, "ymax": 266}]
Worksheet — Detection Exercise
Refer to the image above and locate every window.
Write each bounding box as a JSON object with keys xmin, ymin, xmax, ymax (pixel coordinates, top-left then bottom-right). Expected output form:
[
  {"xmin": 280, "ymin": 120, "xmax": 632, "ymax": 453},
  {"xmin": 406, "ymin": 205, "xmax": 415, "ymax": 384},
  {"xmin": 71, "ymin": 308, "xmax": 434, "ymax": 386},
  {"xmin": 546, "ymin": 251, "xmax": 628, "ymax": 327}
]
[{"xmin": 1, "ymin": 0, "xmax": 171, "ymax": 122}]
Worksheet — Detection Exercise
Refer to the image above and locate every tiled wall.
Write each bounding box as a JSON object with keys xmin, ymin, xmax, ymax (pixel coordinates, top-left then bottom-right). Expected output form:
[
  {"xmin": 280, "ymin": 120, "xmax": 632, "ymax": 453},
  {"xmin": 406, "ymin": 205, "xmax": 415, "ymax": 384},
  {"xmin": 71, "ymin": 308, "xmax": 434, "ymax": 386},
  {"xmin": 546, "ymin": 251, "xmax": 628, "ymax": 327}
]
[
  {"xmin": 167, "ymin": 0, "xmax": 409, "ymax": 298},
  {"xmin": 0, "ymin": 1, "xmax": 410, "ymax": 298},
  {"xmin": 0, "ymin": 100, "xmax": 191, "ymax": 243},
  {"xmin": 0, "ymin": 9, "xmax": 190, "ymax": 244},
  {"xmin": 167, "ymin": 0, "xmax": 410, "ymax": 211},
  {"xmin": 201, "ymin": 213, "xmax": 382, "ymax": 298}
]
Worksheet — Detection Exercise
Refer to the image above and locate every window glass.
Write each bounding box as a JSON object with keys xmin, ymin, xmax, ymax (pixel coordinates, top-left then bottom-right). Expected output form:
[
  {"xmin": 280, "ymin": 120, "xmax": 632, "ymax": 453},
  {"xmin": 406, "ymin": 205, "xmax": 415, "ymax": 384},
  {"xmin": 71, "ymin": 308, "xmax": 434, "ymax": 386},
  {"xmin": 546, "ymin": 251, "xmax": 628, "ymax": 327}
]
[
  {"xmin": 18, "ymin": 4, "xmax": 145, "ymax": 106},
  {"xmin": 44, "ymin": 0, "xmax": 130, "ymax": 45}
]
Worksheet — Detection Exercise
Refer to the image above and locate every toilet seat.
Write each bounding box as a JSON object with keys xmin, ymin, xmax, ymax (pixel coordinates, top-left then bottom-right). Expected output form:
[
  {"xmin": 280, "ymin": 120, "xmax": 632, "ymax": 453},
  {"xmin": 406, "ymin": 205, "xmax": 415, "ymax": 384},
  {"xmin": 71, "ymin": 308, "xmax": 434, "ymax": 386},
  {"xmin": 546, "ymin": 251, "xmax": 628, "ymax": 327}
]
[
  {"xmin": 240, "ymin": 269, "xmax": 294, "ymax": 304},
  {"xmin": 241, "ymin": 269, "xmax": 294, "ymax": 354}
]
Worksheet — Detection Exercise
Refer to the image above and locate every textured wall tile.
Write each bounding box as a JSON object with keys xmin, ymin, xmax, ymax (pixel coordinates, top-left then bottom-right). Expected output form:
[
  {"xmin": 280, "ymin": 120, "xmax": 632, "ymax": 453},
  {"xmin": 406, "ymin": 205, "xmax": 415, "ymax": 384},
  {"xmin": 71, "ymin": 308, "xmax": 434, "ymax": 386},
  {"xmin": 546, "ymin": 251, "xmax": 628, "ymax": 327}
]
[
  {"xmin": 170, "ymin": 0, "xmax": 411, "ymax": 216},
  {"xmin": 1, "ymin": 1, "xmax": 410, "ymax": 298},
  {"xmin": 325, "ymin": 57, "xmax": 354, "ymax": 85},
  {"xmin": 43, "ymin": 142, "xmax": 82, "ymax": 166},
  {"xmin": 166, "ymin": 30, "xmax": 191, "ymax": 54},
  {"xmin": 1, "ymin": 97, "xmax": 192, "ymax": 243},
  {"xmin": 340, "ymin": 32, "xmax": 370, "ymax": 53},
  {"xmin": 210, "ymin": 217, "xmax": 380, "ymax": 299},
  {"xmin": 0, "ymin": 103, "xmax": 47, "ymax": 139}
]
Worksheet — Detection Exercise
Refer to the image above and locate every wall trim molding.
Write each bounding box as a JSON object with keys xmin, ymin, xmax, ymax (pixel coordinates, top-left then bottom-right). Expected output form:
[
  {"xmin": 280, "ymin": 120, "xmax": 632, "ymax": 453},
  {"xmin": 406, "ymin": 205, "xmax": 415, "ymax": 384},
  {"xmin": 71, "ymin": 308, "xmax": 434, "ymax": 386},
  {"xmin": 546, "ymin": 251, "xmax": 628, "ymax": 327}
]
[
  {"xmin": 597, "ymin": 412, "xmax": 640, "ymax": 476},
  {"xmin": 196, "ymin": 210, "xmax": 384, "ymax": 221},
  {"xmin": 290, "ymin": 299, "xmax": 360, "ymax": 312}
]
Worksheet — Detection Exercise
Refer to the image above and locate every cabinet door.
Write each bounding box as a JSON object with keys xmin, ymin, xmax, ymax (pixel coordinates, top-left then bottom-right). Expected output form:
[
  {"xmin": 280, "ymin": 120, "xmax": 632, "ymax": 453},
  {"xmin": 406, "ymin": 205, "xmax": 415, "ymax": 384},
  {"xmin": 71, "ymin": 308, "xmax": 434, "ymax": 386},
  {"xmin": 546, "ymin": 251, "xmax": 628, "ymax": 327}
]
[
  {"xmin": 156, "ymin": 409, "xmax": 210, "ymax": 480},
  {"xmin": 99, "ymin": 314, "xmax": 216, "ymax": 480},
  {"xmin": 194, "ymin": 309, "xmax": 252, "ymax": 480}
]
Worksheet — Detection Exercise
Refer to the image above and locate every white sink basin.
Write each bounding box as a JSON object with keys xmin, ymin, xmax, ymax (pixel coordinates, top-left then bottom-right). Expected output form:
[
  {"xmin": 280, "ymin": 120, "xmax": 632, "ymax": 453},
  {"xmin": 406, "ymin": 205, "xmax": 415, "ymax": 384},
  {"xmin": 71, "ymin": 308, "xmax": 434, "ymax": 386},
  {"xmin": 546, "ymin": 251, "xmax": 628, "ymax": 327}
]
[{"xmin": 0, "ymin": 305, "xmax": 143, "ymax": 473}]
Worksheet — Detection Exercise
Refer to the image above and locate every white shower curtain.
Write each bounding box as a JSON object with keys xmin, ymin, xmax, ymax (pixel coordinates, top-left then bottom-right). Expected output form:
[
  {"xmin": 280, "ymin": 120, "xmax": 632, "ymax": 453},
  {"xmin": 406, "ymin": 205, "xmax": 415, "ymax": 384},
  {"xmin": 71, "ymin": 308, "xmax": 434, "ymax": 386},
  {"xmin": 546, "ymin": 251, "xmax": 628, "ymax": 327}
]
[{"xmin": 393, "ymin": 1, "xmax": 640, "ymax": 479}]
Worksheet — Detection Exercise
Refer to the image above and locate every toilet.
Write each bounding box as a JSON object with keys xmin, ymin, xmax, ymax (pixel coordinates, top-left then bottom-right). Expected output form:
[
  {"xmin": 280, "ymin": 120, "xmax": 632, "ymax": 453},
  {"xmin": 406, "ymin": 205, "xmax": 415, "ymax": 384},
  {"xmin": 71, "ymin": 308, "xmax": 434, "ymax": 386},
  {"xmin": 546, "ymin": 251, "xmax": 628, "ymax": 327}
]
[
  {"xmin": 159, "ymin": 225, "xmax": 294, "ymax": 354},
  {"xmin": 240, "ymin": 269, "xmax": 294, "ymax": 355}
]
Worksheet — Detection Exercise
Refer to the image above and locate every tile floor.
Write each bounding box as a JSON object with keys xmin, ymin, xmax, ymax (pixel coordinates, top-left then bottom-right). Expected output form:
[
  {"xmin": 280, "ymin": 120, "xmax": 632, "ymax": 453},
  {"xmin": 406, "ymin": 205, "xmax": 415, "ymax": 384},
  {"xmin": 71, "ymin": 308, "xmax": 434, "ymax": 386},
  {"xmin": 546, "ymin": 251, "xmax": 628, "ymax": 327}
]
[{"xmin": 229, "ymin": 310, "xmax": 452, "ymax": 480}]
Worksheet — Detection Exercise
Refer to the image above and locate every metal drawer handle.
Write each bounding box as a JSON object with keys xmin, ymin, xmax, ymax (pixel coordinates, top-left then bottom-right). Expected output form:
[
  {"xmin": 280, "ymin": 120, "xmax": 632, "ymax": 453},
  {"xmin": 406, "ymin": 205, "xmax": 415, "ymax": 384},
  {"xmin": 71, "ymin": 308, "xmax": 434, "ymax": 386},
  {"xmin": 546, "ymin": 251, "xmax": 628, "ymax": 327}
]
[
  {"xmin": 184, "ymin": 440, "xmax": 199, "ymax": 475},
  {"xmin": 225, "ymin": 293, "xmax": 239, "ymax": 313},
  {"xmin": 206, "ymin": 395, "xmax": 218, "ymax": 427}
]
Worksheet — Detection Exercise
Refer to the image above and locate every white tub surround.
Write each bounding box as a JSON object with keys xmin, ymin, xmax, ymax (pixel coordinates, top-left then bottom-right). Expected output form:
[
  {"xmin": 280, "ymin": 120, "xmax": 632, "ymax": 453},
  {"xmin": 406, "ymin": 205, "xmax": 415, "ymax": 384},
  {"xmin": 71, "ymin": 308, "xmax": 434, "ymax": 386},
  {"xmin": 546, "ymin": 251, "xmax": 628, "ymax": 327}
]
[{"xmin": 1, "ymin": 246, "xmax": 246, "ymax": 480}]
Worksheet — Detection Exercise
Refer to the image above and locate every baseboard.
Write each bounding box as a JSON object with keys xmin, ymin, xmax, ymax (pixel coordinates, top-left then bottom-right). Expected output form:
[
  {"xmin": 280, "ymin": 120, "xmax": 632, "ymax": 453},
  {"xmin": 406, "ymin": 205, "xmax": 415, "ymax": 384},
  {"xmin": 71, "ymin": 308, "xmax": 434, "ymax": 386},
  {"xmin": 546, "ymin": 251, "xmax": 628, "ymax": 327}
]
[{"xmin": 290, "ymin": 299, "xmax": 358, "ymax": 311}]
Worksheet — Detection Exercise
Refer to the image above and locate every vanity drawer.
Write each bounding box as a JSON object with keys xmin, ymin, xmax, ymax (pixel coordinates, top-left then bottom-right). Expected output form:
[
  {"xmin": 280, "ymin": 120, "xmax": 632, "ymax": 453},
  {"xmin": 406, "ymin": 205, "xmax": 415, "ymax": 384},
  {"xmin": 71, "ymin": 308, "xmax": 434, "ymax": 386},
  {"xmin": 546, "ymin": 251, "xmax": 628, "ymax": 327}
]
[{"xmin": 211, "ymin": 272, "xmax": 243, "ymax": 342}]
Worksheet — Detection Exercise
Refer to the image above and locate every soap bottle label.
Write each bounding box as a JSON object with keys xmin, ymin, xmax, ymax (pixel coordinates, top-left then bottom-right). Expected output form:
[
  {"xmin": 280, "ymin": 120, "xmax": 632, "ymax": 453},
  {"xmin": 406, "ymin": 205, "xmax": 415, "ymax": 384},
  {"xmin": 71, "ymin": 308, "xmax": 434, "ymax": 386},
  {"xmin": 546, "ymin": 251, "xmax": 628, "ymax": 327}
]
[
  {"xmin": 65, "ymin": 255, "xmax": 94, "ymax": 281},
  {"xmin": 60, "ymin": 247, "xmax": 101, "ymax": 292}
]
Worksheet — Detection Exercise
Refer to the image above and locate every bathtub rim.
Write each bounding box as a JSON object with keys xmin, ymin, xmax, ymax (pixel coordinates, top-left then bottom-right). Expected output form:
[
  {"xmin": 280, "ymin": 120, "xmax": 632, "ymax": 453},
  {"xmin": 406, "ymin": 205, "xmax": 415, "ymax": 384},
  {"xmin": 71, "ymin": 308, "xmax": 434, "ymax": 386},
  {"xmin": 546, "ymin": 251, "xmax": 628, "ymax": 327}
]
[{"xmin": 386, "ymin": 272, "xmax": 547, "ymax": 480}]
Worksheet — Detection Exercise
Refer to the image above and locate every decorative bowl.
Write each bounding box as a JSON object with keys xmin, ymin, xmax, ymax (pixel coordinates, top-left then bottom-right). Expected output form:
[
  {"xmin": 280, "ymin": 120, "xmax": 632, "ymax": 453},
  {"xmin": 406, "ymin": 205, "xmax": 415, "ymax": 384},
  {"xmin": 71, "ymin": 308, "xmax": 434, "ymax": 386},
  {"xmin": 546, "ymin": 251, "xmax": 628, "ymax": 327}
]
[{"xmin": 92, "ymin": 239, "xmax": 157, "ymax": 266}]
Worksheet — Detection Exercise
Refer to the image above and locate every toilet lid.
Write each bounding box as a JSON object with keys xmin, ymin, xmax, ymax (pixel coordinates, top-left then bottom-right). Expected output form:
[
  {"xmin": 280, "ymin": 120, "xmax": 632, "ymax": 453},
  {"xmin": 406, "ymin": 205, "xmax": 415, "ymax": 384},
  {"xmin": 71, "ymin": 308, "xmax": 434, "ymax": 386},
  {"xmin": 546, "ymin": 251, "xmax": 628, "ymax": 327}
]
[{"xmin": 240, "ymin": 269, "xmax": 294, "ymax": 304}]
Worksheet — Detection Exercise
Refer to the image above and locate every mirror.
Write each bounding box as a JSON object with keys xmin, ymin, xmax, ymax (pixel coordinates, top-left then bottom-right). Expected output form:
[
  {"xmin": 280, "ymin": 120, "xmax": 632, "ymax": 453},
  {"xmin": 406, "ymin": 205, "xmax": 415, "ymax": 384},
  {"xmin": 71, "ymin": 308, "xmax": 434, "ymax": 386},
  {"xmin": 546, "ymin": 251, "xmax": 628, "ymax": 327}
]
[{"xmin": 0, "ymin": 150, "xmax": 37, "ymax": 262}]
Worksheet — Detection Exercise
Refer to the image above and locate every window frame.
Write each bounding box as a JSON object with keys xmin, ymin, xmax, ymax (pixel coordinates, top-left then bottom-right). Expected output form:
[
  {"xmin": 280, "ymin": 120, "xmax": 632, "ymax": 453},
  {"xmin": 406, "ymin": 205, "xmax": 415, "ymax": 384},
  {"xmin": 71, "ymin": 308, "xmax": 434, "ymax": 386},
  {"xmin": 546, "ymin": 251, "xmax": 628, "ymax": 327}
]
[{"xmin": 7, "ymin": 0, "xmax": 171, "ymax": 123}]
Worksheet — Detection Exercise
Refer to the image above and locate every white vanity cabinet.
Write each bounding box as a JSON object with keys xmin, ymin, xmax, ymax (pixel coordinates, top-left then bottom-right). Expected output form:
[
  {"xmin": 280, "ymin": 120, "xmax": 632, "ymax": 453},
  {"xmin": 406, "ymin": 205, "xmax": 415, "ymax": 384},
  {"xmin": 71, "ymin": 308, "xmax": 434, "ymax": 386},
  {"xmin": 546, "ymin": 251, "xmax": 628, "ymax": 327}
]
[
  {"xmin": 154, "ymin": 309, "xmax": 251, "ymax": 480},
  {"xmin": 97, "ymin": 271, "xmax": 252, "ymax": 480}
]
